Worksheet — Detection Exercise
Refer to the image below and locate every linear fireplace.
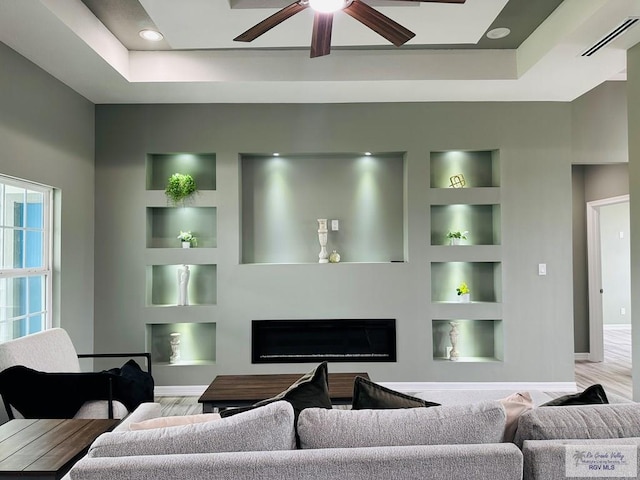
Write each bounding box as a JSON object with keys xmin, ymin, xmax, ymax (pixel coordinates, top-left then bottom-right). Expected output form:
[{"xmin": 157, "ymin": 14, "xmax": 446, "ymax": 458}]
[{"xmin": 251, "ymin": 319, "xmax": 396, "ymax": 364}]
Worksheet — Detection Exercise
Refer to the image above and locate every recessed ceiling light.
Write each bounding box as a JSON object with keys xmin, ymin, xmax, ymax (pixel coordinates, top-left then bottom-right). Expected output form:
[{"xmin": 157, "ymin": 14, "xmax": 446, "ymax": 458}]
[
  {"xmin": 139, "ymin": 29, "xmax": 164, "ymax": 42},
  {"xmin": 486, "ymin": 27, "xmax": 511, "ymax": 40}
]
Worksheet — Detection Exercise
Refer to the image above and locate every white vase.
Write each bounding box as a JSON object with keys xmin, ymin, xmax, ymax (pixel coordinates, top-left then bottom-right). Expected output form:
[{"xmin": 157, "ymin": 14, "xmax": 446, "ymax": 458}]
[
  {"xmin": 449, "ymin": 322, "xmax": 460, "ymax": 361},
  {"xmin": 459, "ymin": 293, "xmax": 470, "ymax": 303},
  {"xmin": 169, "ymin": 332, "xmax": 181, "ymax": 364},
  {"xmin": 317, "ymin": 219, "xmax": 329, "ymax": 263},
  {"xmin": 177, "ymin": 265, "xmax": 190, "ymax": 306},
  {"xmin": 182, "ymin": 242, "xmax": 191, "ymax": 248},
  {"xmin": 450, "ymin": 238, "xmax": 461, "ymax": 246}
]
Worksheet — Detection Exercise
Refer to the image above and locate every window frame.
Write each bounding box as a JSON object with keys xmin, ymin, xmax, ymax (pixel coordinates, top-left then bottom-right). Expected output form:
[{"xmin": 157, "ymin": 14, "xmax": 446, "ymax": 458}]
[{"xmin": 0, "ymin": 174, "xmax": 53, "ymax": 338}]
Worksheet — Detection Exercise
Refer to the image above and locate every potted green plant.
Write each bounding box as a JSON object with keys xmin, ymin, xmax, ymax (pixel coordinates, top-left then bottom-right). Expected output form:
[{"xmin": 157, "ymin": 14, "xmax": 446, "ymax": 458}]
[
  {"xmin": 177, "ymin": 230, "xmax": 197, "ymax": 248},
  {"xmin": 456, "ymin": 282, "xmax": 470, "ymax": 303},
  {"xmin": 165, "ymin": 173, "xmax": 197, "ymax": 205},
  {"xmin": 446, "ymin": 230, "xmax": 468, "ymax": 246}
]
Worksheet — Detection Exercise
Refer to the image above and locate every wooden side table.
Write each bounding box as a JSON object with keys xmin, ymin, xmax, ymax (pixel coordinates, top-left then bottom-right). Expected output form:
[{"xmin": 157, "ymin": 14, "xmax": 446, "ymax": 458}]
[
  {"xmin": 0, "ymin": 418, "xmax": 119, "ymax": 479},
  {"xmin": 199, "ymin": 372, "xmax": 369, "ymax": 412}
]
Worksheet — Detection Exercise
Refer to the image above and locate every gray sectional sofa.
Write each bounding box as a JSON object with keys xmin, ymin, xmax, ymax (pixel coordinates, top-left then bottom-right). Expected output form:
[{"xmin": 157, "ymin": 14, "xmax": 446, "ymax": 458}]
[{"xmin": 67, "ymin": 392, "xmax": 640, "ymax": 480}]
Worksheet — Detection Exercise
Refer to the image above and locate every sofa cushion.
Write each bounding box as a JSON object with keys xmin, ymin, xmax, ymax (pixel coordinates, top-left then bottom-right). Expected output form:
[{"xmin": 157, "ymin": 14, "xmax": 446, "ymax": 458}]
[
  {"xmin": 128, "ymin": 413, "xmax": 221, "ymax": 430},
  {"xmin": 539, "ymin": 384, "xmax": 608, "ymax": 407},
  {"xmin": 88, "ymin": 400, "xmax": 296, "ymax": 457},
  {"xmin": 513, "ymin": 402, "xmax": 640, "ymax": 448},
  {"xmin": 352, "ymin": 376, "xmax": 440, "ymax": 410},
  {"xmin": 297, "ymin": 400, "xmax": 506, "ymax": 449},
  {"xmin": 498, "ymin": 392, "xmax": 533, "ymax": 443},
  {"xmin": 220, "ymin": 362, "xmax": 332, "ymax": 420}
]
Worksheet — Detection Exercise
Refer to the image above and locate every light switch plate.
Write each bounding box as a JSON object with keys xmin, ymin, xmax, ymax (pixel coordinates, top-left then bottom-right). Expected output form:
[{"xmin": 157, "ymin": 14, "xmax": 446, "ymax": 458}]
[
  {"xmin": 538, "ymin": 263, "xmax": 547, "ymax": 276},
  {"xmin": 331, "ymin": 219, "xmax": 339, "ymax": 231}
]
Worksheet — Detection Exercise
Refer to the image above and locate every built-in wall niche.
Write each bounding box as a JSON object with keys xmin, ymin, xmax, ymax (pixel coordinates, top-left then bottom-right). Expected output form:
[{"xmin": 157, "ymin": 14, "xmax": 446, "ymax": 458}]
[
  {"xmin": 146, "ymin": 207, "xmax": 217, "ymax": 248},
  {"xmin": 146, "ymin": 264, "xmax": 217, "ymax": 306},
  {"xmin": 430, "ymin": 150, "xmax": 499, "ymax": 188},
  {"xmin": 430, "ymin": 204, "xmax": 501, "ymax": 245},
  {"xmin": 431, "ymin": 261, "xmax": 502, "ymax": 303},
  {"xmin": 241, "ymin": 153, "xmax": 406, "ymax": 264},
  {"xmin": 432, "ymin": 319, "xmax": 503, "ymax": 362},
  {"xmin": 146, "ymin": 322, "xmax": 216, "ymax": 366},
  {"xmin": 146, "ymin": 153, "xmax": 216, "ymax": 191}
]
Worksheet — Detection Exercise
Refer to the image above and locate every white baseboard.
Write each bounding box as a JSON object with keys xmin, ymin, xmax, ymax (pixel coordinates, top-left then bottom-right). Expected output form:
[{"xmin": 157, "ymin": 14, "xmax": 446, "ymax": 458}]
[
  {"xmin": 378, "ymin": 381, "xmax": 577, "ymax": 393},
  {"xmin": 155, "ymin": 385, "xmax": 208, "ymax": 396},
  {"xmin": 574, "ymin": 353, "xmax": 590, "ymax": 361},
  {"xmin": 155, "ymin": 381, "xmax": 578, "ymax": 397},
  {"xmin": 603, "ymin": 324, "xmax": 631, "ymax": 330}
]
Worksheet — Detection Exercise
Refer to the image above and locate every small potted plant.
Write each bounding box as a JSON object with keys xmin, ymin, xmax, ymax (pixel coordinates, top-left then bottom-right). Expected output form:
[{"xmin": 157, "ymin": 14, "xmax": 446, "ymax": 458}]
[
  {"xmin": 165, "ymin": 173, "xmax": 197, "ymax": 205},
  {"xmin": 446, "ymin": 230, "xmax": 468, "ymax": 246},
  {"xmin": 456, "ymin": 282, "xmax": 470, "ymax": 303},
  {"xmin": 177, "ymin": 231, "xmax": 197, "ymax": 248}
]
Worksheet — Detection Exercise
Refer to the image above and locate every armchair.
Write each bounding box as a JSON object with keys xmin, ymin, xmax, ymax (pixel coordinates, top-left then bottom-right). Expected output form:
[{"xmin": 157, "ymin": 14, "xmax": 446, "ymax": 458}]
[{"xmin": 0, "ymin": 328, "xmax": 153, "ymax": 420}]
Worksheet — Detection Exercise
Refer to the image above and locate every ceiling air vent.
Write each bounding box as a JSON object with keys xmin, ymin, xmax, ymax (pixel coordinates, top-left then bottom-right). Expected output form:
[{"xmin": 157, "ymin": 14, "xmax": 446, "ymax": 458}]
[{"xmin": 581, "ymin": 17, "xmax": 640, "ymax": 56}]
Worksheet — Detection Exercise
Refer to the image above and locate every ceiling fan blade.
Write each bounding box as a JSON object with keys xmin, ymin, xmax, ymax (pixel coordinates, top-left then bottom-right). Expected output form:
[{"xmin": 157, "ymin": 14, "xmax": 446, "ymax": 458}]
[
  {"xmin": 234, "ymin": 1, "xmax": 307, "ymax": 42},
  {"xmin": 311, "ymin": 12, "xmax": 333, "ymax": 58},
  {"xmin": 344, "ymin": 0, "xmax": 415, "ymax": 47}
]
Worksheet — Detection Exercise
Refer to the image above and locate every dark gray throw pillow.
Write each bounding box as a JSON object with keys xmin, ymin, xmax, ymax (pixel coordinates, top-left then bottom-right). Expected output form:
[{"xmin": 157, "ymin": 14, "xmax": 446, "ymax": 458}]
[
  {"xmin": 220, "ymin": 361, "xmax": 332, "ymax": 419},
  {"xmin": 352, "ymin": 376, "xmax": 440, "ymax": 410},
  {"xmin": 540, "ymin": 384, "xmax": 608, "ymax": 407}
]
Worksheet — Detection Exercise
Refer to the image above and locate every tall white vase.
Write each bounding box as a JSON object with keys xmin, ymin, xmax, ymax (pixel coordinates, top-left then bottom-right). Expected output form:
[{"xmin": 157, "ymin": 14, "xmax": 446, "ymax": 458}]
[
  {"xmin": 169, "ymin": 332, "xmax": 181, "ymax": 364},
  {"xmin": 177, "ymin": 265, "xmax": 190, "ymax": 306},
  {"xmin": 449, "ymin": 321, "xmax": 460, "ymax": 361},
  {"xmin": 317, "ymin": 219, "xmax": 329, "ymax": 263}
]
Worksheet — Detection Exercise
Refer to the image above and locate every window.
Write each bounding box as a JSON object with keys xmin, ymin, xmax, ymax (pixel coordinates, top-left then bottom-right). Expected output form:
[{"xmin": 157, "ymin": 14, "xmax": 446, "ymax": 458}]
[{"xmin": 0, "ymin": 176, "xmax": 52, "ymax": 342}]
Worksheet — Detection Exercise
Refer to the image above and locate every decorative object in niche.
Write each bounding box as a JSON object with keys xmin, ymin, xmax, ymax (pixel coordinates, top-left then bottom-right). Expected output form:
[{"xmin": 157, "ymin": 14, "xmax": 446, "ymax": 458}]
[
  {"xmin": 177, "ymin": 265, "xmax": 190, "ymax": 306},
  {"xmin": 329, "ymin": 250, "xmax": 341, "ymax": 263},
  {"xmin": 446, "ymin": 230, "xmax": 468, "ymax": 246},
  {"xmin": 449, "ymin": 174, "xmax": 466, "ymax": 188},
  {"xmin": 456, "ymin": 282, "xmax": 470, "ymax": 303},
  {"xmin": 317, "ymin": 219, "xmax": 329, "ymax": 263},
  {"xmin": 449, "ymin": 322, "xmax": 460, "ymax": 361},
  {"xmin": 165, "ymin": 173, "xmax": 197, "ymax": 205},
  {"xmin": 169, "ymin": 332, "xmax": 181, "ymax": 364},
  {"xmin": 177, "ymin": 230, "xmax": 197, "ymax": 248}
]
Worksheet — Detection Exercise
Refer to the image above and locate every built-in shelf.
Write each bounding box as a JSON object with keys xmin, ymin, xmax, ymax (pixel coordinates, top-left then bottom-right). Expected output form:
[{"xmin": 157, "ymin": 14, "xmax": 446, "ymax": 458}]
[
  {"xmin": 146, "ymin": 153, "xmax": 216, "ymax": 191},
  {"xmin": 430, "ymin": 150, "xmax": 499, "ymax": 188},
  {"xmin": 146, "ymin": 264, "xmax": 217, "ymax": 306},
  {"xmin": 146, "ymin": 207, "xmax": 217, "ymax": 248},
  {"xmin": 431, "ymin": 261, "xmax": 502, "ymax": 303},
  {"xmin": 240, "ymin": 152, "xmax": 406, "ymax": 264},
  {"xmin": 146, "ymin": 322, "xmax": 216, "ymax": 366},
  {"xmin": 432, "ymin": 319, "xmax": 503, "ymax": 362},
  {"xmin": 431, "ymin": 204, "xmax": 501, "ymax": 246}
]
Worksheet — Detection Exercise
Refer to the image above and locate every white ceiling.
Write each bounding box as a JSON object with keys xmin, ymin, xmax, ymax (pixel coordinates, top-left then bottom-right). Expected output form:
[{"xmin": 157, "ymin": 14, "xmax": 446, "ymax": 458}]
[{"xmin": 0, "ymin": 0, "xmax": 639, "ymax": 104}]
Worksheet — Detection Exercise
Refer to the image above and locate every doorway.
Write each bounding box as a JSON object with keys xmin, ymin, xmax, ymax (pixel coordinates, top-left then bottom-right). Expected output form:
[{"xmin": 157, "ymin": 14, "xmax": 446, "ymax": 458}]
[{"xmin": 586, "ymin": 195, "xmax": 630, "ymax": 362}]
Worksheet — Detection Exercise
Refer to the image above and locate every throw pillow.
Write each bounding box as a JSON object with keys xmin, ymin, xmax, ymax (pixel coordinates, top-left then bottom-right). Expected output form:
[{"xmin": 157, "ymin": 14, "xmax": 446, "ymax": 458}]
[
  {"xmin": 297, "ymin": 400, "xmax": 506, "ymax": 449},
  {"xmin": 128, "ymin": 413, "xmax": 221, "ymax": 430},
  {"xmin": 220, "ymin": 361, "xmax": 332, "ymax": 420},
  {"xmin": 351, "ymin": 376, "xmax": 440, "ymax": 410},
  {"xmin": 540, "ymin": 384, "xmax": 608, "ymax": 407},
  {"xmin": 89, "ymin": 401, "xmax": 296, "ymax": 457},
  {"xmin": 498, "ymin": 391, "xmax": 533, "ymax": 442}
]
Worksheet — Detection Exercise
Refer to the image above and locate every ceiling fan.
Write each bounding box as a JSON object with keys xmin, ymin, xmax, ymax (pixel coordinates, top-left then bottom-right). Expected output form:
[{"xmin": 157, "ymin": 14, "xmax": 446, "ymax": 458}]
[{"xmin": 234, "ymin": 0, "xmax": 467, "ymax": 58}]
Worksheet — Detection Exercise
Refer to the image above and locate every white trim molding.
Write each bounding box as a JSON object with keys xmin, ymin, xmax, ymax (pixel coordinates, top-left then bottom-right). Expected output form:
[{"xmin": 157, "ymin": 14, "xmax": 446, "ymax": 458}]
[
  {"xmin": 574, "ymin": 353, "xmax": 590, "ymax": 361},
  {"xmin": 155, "ymin": 385, "xmax": 208, "ymax": 397}
]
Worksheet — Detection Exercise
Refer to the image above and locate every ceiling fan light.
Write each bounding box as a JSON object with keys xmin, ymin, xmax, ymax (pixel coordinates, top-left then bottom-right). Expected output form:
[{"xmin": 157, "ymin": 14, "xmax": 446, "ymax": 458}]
[{"xmin": 309, "ymin": 0, "xmax": 348, "ymax": 14}]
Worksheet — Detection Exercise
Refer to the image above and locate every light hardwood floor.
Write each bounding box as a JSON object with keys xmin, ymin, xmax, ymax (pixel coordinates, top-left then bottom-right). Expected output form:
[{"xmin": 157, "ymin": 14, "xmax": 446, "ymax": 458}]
[{"xmin": 157, "ymin": 327, "xmax": 633, "ymax": 415}]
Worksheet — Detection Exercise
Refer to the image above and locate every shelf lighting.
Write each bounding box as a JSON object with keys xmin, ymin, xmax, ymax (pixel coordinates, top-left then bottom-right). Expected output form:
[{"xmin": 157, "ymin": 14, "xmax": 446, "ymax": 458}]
[
  {"xmin": 273, "ymin": 153, "xmax": 280, "ymax": 156},
  {"xmin": 365, "ymin": 152, "xmax": 372, "ymax": 156}
]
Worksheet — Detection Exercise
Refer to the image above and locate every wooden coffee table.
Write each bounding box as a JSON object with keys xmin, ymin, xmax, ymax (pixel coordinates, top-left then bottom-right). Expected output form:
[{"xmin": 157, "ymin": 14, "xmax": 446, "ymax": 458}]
[
  {"xmin": 199, "ymin": 372, "xmax": 369, "ymax": 413},
  {"xmin": 0, "ymin": 418, "xmax": 119, "ymax": 479}
]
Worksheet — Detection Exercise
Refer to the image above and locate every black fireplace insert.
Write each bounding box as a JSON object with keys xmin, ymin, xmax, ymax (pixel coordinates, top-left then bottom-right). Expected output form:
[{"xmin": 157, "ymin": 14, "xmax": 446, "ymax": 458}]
[{"xmin": 251, "ymin": 319, "xmax": 396, "ymax": 364}]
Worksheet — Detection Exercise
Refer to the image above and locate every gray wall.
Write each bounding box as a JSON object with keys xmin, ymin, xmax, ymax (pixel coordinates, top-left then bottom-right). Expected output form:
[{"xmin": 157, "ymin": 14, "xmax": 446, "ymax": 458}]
[
  {"xmin": 0, "ymin": 42, "xmax": 95, "ymax": 353},
  {"xmin": 571, "ymin": 81, "xmax": 630, "ymax": 353},
  {"xmin": 95, "ymin": 102, "xmax": 575, "ymax": 386},
  {"xmin": 600, "ymin": 202, "xmax": 631, "ymax": 325},
  {"xmin": 628, "ymin": 43, "xmax": 640, "ymax": 400}
]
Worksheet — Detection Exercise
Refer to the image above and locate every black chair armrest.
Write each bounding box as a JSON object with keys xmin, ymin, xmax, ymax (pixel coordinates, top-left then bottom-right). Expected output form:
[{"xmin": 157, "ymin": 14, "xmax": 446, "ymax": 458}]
[{"xmin": 77, "ymin": 352, "xmax": 152, "ymax": 376}]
